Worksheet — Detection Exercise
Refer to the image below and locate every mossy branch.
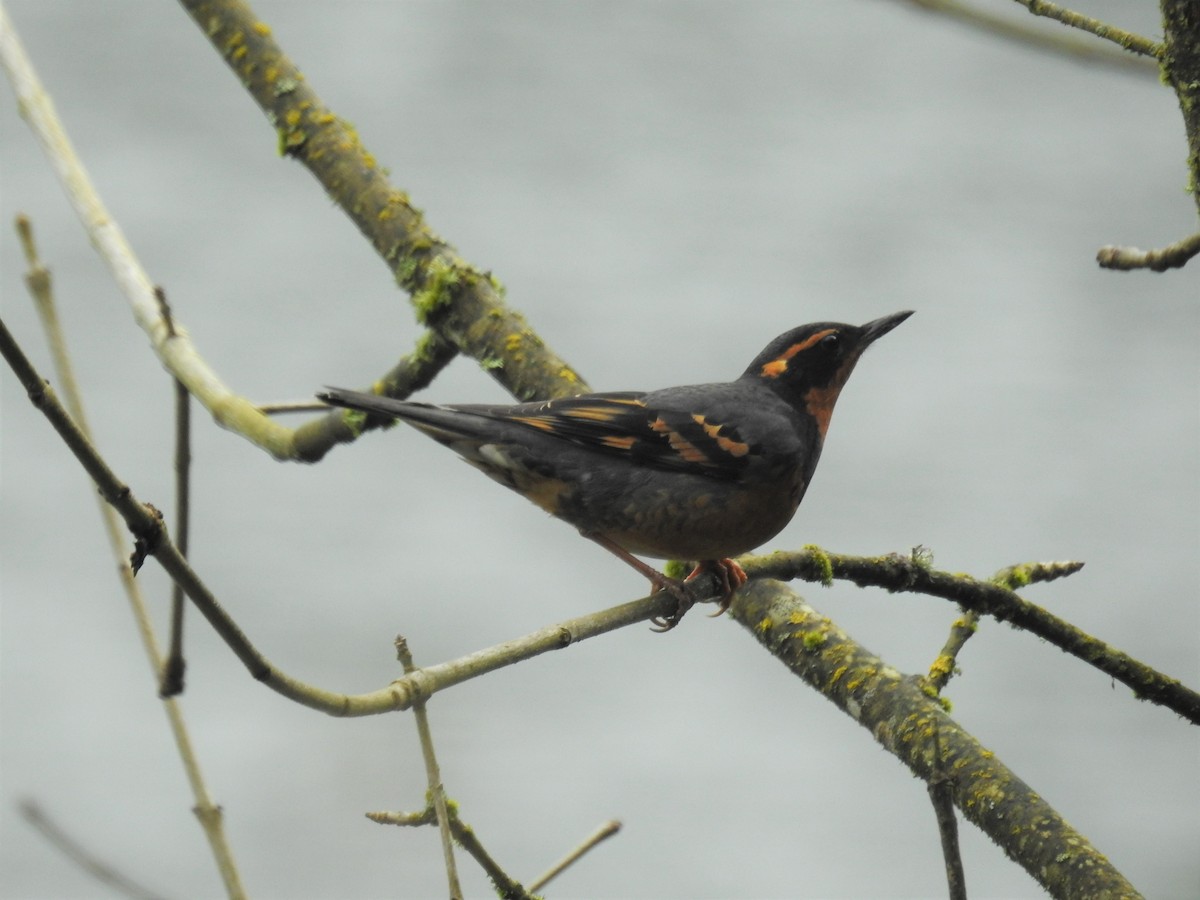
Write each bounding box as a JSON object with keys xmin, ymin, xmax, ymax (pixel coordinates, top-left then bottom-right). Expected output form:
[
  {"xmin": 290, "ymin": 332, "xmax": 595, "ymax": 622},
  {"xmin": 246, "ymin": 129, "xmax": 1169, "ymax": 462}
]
[
  {"xmin": 176, "ymin": 0, "xmax": 589, "ymax": 403},
  {"xmin": 1160, "ymin": 2, "xmax": 1200, "ymax": 221},
  {"xmin": 1010, "ymin": 0, "xmax": 1163, "ymax": 58},
  {"xmin": 732, "ymin": 579, "xmax": 1141, "ymax": 899},
  {"xmin": 1094, "ymin": 0, "xmax": 1200, "ymax": 272},
  {"xmin": 2, "ymin": 1, "xmax": 582, "ymax": 465},
  {"xmin": 908, "ymin": 0, "xmax": 1158, "ymax": 74},
  {"xmin": 741, "ymin": 548, "xmax": 1200, "ymax": 724}
]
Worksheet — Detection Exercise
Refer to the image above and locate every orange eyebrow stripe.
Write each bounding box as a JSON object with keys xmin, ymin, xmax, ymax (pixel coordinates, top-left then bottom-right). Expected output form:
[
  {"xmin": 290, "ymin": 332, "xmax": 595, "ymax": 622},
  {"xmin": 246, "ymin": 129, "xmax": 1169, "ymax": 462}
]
[{"xmin": 760, "ymin": 329, "xmax": 837, "ymax": 379}]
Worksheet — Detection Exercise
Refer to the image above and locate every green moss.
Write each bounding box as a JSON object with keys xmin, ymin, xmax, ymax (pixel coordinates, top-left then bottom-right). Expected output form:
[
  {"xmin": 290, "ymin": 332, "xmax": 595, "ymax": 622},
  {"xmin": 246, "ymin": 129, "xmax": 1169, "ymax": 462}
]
[
  {"xmin": 662, "ymin": 559, "xmax": 689, "ymax": 580},
  {"xmin": 801, "ymin": 631, "xmax": 827, "ymax": 651},
  {"xmin": 928, "ymin": 654, "xmax": 955, "ymax": 680},
  {"xmin": 412, "ymin": 330, "xmax": 445, "ymax": 365},
  {"xmin": 395, "ymin": 256, "xmax": 419, "ymax": 288},
  {"xmin": 411, "ymin": 256, "xmax": 461, "ymax": 324},
  {"xmin": 803, "ymin": 544, "xmax": 834, "ymax": 586},
  {"xmin": 337, "ymin": 407, "xmax": 369, "ymax": 436},
  {"xmin": 998, "ymin": 564, "xmax": 1032, "ymax": 589}
]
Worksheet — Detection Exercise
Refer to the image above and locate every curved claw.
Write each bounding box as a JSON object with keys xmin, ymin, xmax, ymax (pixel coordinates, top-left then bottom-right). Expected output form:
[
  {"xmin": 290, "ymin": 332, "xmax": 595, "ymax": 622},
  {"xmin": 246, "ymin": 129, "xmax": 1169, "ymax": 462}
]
[
  {"xmin": 685, "ymin": 558, "xmax": 747, "ymax": 618},
  {"xmin": 648, "ymin": 575, "xmax": 696, "ymax": 632}
]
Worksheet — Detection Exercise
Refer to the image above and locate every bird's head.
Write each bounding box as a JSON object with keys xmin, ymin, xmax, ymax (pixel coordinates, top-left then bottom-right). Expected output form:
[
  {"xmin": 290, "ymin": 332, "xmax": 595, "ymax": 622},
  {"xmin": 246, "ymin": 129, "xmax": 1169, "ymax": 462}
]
[{"xmin": 744, "ymin": 310, "xmax": 913, "ymax": 436}]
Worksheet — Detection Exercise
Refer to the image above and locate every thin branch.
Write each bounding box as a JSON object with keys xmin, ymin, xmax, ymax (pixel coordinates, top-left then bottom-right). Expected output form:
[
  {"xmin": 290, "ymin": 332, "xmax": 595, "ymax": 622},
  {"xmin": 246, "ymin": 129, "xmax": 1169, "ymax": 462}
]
[
  {"xmin": 905, "ymin": 0, "xmax": 1158, "ymax": 74},
  {"xmin": 0, "ymin": 7, "xmax": 462, "ymax": 462},
  {"xmin": 7, "ymin": 317, "xmax": 1192, "ymax": 735},
  {"xmin": 928, "ymin": 558, "xmax": 1072, "ymax": 692},
  {"xmin": 527, "ymin": 820, "xmax": 621, "ymax": 893},
  {"xmin": 156, "ymin": 287, "xmax": 191, "ymax": 698},
  {"xmin": 1097, "ymin": 232, "xmax": 1200, "ymax": 272},
  {"xmin": 20, "ymin": 801, "xmax": 168, "ymax": 900},
  {"xmin": 0, "ymin": 309, "xmax": 681, "ymax": 716},
  {"xmin": 367, "ymin": 807, "xmax": 533, "ymax": 899},
  {"xmin": 742, "ymin": 548, "xmax": 1200, "ymax": 724},
  {"xmin": 1011, "ymin": 0, "xmax": 1163, "ymax": 58},
  {"xmin": 14, "ymin": 218, "xmax": 247, "ymax": 899},
  {"xmin": 927, "ymin": 610, "xmax": 979, "ymax": 694},
  {"xmin": 395, "ymin": 637, "xmax": 462, "ymax": 900},
  {"xmin": 731, "ymin": 579, "xmax": 1140, "ymax": 898},
  {"xmin": 926, "ymin": 723, "xmax": 967, "ymax": 900}
]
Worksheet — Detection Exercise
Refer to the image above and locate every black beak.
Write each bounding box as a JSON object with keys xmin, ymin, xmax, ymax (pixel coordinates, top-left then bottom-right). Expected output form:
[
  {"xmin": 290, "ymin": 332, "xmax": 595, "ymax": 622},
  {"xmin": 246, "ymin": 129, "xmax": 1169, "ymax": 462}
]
[{"xmin": 860, "ymin": 310, "xmax": 914, "ymax": 345}]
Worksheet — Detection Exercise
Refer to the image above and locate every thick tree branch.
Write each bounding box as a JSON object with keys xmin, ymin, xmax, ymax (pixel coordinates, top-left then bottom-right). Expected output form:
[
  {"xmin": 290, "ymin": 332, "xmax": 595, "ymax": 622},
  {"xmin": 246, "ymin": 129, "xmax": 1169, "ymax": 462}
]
[
  {"xmin": 1160, "ymin": 1, "xmax": 1200, "ymax": 221},
  {"xmin": 732, "ymin": 579, "xmax": 1141, "ymax": 899},
  {"xmin": 175, "ymin": 0, "xmax": 589, "ymax": 405}
]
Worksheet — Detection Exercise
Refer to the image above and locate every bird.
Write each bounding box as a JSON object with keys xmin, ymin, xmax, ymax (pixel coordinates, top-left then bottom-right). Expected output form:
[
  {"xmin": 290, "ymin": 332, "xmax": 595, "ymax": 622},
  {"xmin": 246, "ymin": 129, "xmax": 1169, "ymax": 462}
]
[{"xmin": 319, "ymin": 310, "xmax": 911, "ymax": 630}]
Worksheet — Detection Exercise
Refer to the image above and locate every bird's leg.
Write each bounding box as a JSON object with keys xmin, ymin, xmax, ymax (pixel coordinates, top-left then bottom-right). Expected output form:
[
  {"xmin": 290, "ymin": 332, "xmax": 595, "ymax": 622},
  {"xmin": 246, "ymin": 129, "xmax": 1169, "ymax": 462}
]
[
  {"xmin": 581, "ymin": 532, "xmax": 695, "ymax": 631},
  {"xmin": 687, "ymin": 558, "xmax": 748, "ymax": 617}
]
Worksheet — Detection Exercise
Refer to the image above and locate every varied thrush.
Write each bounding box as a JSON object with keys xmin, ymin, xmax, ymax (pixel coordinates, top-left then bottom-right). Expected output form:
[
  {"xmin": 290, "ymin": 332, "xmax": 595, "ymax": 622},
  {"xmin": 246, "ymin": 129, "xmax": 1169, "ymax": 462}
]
[{"xmin": 319, "ymin": 310, "xmax": 911, "ymax": 629}]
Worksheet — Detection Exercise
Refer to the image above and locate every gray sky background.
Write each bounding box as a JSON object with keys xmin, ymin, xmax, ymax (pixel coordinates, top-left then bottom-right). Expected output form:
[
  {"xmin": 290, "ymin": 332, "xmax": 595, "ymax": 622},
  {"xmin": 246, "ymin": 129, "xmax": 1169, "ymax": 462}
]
[{"xmin": 2, "ymin": 2, "xmax": 1196, "ymax": 898}]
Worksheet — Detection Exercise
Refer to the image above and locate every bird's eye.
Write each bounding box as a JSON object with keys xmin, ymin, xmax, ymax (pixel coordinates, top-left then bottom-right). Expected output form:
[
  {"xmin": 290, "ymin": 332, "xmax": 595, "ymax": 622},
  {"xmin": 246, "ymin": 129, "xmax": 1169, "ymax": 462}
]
[{"xmin": 820, "ymin": 332, "xmax": 841, "ymax": 351}]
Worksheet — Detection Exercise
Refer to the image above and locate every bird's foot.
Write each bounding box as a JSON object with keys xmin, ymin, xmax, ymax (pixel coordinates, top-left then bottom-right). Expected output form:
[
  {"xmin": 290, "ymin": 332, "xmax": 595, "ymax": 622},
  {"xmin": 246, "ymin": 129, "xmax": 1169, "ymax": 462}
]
[
  {"xmin": 647, "ymin": 573, "xmax": 697, "ymax": 632},
  {"xmin": 687, "ymin": 558, "xmax": 748, "ymax": 618}
]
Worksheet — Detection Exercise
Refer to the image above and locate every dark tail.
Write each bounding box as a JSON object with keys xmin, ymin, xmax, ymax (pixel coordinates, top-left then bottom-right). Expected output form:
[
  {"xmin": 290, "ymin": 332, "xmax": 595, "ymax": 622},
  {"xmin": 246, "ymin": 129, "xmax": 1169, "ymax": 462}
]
[
  {"xmin": 318, "ymin": 387, "xmax": 493, "ymax": 443},
  {"xmin": 317, "ymin": 387, "xmax": 415, "ymax": 419}
]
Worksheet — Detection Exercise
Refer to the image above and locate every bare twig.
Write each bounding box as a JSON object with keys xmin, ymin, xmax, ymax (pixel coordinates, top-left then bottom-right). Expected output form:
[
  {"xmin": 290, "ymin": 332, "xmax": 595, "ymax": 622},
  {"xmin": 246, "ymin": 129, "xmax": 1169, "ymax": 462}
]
[
  {"xmin": 395, "ymin": 637, "xmax": 462, "ymax": 900},
  {"xmin": 1097, "ymin": 232, "xmax": 1200, "ymax": 272},
  {"xmin": 20, "ymin": 801, "xmax": 168, "ymax": 900},
  {"xmin": 926, "ymin": 724, "xmax": 967, "ymax": 900},
  {"xmin": 0, "ymin": 309, "xmax": 682, "ymax": 717},
  {"xmin": 14, "ymin": 219, "xmax": 247, "ymax": 899},
  {"xmin": 527, "ymin": 820, "xmax": 622, "ymax": 893},
  {"xmin": 0, "ymin": 6, "xmax": 463, "ymax": 462},
  {"xmin": 155, "ymin": 287, "xmax": 191, "ymax": 697},
  {"xmin": 905, "ymin": 0, "xmax": 1158, "ymax": 74},
  {"xmin": 1010, "ymin": 0, "xmax": 1163, "ymax": 58},
  {"xmin": 367, "ymin": 807, "xmax": 533, "ymax": 898}
]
